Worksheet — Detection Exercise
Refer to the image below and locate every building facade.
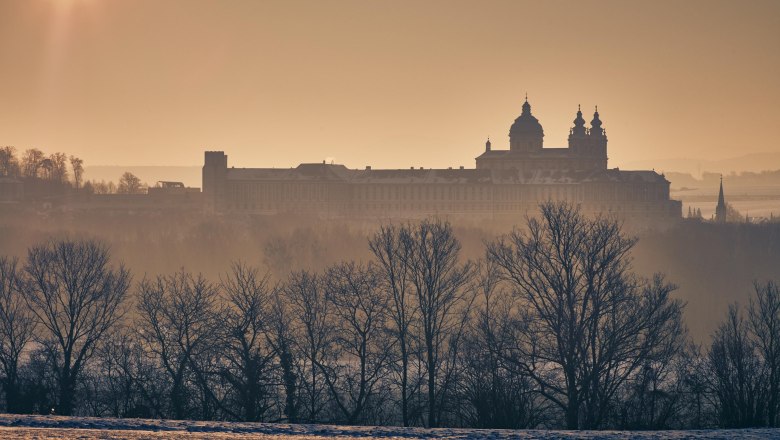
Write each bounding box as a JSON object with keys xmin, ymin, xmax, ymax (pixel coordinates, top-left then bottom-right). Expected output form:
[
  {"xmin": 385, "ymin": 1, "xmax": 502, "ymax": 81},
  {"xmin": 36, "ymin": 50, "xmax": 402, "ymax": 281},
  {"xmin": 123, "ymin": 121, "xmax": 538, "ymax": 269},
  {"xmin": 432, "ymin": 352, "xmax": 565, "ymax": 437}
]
[{"xmin": 202, "ymin": 99, "xmax": 682, "ymax": 224}]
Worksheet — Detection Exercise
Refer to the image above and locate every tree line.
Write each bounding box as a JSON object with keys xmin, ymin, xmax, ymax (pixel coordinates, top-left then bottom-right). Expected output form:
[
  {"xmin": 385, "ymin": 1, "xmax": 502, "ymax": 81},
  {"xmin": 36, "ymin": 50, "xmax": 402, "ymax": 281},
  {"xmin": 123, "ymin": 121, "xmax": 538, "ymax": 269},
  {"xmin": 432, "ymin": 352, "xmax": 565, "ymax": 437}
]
[
  {"xmin": 0, "ymin": 146, "xmax": 146, "ymax": 194},
  {"xmin": 0, "ymin": 146, "xmax": 83, "ymax": 187},
  {"xmin": 0, "ymin": 202, "xmax": 777, "ymax": 430}
]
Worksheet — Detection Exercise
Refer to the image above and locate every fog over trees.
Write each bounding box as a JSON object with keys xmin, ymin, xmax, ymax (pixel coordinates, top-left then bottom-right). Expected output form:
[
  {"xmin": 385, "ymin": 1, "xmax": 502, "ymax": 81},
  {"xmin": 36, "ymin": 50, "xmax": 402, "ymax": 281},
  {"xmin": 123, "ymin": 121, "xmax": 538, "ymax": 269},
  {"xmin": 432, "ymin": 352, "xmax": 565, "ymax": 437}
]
[
  {"xmin": 0, "ymin": 202, "xmax": 777, "ymax": 429},
  {"xmin": 486, "ymin": 204, "xmax": 685, "ymax": 429}
]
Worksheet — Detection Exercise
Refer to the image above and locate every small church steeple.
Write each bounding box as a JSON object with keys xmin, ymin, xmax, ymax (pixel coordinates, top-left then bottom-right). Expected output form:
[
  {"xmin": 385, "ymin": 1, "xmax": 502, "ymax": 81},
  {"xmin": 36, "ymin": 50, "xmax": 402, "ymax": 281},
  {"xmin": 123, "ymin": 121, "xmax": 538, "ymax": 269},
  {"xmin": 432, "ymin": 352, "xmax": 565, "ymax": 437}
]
[
  {"xmin": 715, "ymin": 175, "xmax": 727, "ymax": 223},
  {"xmin": 485, "ymin": 137, "xmax": 491, "ymax": 152}
]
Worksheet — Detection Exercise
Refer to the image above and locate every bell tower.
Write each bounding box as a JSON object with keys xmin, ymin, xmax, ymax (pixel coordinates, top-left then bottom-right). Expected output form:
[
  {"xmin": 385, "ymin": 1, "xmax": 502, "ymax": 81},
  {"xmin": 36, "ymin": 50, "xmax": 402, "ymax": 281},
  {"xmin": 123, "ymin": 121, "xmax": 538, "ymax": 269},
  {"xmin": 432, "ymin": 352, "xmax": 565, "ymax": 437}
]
[
  {"xmin": 588, "ymin": 106, "xmax": 608, "ymax": 169},
  {"xmin": 568, "ymin": 105, "xmax": 588, "ymax": 150}
]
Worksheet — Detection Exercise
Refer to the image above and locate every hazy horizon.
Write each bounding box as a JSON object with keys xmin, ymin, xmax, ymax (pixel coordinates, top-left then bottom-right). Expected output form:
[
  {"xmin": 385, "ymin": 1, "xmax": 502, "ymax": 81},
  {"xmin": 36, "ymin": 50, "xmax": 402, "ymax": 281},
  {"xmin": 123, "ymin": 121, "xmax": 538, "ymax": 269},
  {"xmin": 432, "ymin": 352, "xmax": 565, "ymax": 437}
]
[
  {"xmin": 2, "ymin": 1, "xmax": 780, "ymax": 433},
  {"xmin": 79, "ymin": 150, "xmax": 780, "ymax": 171},
  {"xmin": 1, "ymin": 0, "xmax": 778, "ymax": 171}
]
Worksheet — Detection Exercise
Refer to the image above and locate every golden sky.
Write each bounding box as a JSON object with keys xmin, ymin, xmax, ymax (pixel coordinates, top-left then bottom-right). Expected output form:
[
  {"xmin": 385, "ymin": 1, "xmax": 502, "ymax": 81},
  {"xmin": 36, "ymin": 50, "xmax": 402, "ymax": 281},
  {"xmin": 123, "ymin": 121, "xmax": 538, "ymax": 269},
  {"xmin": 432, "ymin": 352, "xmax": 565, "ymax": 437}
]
[{"xmin": 1, "ymin": 0, "xmax": 778, "ymax": 170}]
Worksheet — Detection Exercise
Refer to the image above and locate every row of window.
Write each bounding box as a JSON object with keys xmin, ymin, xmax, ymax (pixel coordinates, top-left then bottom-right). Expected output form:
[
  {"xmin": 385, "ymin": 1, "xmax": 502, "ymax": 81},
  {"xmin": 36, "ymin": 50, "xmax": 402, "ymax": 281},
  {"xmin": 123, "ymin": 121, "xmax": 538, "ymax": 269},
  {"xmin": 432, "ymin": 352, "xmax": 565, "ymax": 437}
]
[
  {"xmin": 225, "ymin": 200, "xmax": 675, "ymax": 214},
  {"xmin": 223, "ymin": 182, "xmax": 667, "ymax": 206}
]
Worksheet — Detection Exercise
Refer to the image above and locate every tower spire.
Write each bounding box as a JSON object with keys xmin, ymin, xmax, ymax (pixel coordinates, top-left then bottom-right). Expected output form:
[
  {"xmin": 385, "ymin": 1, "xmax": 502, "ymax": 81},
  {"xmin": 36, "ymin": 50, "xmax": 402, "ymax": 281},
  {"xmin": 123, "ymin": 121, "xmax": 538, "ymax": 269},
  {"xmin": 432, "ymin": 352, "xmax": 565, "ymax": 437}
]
[
  {"xmin": 715, "ymin": 175, "xmax": 727, "ymax": 223},
  {"xmin": 590, "ymin": 105, "xmax": 604, "ymax": 136}
]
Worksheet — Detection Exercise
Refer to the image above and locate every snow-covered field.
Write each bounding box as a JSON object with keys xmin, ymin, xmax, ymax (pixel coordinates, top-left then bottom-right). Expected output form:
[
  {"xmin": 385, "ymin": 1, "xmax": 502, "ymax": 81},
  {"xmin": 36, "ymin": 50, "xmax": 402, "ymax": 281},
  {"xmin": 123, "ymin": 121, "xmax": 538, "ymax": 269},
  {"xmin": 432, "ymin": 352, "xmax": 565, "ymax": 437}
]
[{"xmin": 0, "ymin": 415, "xmax": 776, "ymax": 439}]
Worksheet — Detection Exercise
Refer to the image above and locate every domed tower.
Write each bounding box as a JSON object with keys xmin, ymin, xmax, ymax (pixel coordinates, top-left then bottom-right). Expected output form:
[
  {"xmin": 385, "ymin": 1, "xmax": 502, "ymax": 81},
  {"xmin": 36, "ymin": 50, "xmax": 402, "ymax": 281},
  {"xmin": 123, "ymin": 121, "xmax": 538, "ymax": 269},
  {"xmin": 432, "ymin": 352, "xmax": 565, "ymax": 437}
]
[
  {"xmin": 588, "ymin": 106, "xmax": 608, "ymax": 169},
  {"xmin": 590, "ymin": 106, "xmax": 605, "ymax": 137},
  {"xmin": 568, "ymin": 104, "xmax": 588, "ymax": 150},
  {"xmin": 509, "ymin": 97, "xmax": 544, "ymax": 152}
]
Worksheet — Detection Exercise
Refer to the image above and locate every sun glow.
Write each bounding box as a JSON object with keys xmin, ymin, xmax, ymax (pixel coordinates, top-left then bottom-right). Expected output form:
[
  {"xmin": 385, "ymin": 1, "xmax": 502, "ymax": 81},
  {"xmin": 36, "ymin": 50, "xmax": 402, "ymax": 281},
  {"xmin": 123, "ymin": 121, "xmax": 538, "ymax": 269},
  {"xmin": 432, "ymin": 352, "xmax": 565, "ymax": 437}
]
[{"xmin": 41, "ymin": 0, "xmax": 95, "ymax": 102}]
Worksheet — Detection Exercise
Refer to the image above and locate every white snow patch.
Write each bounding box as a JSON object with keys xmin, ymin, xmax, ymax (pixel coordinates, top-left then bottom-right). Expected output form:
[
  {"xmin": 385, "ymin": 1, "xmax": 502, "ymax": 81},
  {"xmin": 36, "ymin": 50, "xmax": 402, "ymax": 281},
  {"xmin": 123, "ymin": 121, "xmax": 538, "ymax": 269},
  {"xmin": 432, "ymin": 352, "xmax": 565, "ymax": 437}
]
[{"xmin": 0, "ymin": 415, "xmax": 775, "ymax": 439}]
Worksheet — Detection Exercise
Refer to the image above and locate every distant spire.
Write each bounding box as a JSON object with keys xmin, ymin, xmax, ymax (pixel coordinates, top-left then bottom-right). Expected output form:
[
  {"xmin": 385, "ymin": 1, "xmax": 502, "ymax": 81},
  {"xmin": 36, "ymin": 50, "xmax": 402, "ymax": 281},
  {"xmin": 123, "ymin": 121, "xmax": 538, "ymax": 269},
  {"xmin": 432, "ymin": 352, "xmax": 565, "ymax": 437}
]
[
  {"xmin": 485, "ymin": 137, "xmax": 492, "ymax": 151},
  {"xmin": 716, "ymin": 175, "xmax": 727, "ymax": 223}
]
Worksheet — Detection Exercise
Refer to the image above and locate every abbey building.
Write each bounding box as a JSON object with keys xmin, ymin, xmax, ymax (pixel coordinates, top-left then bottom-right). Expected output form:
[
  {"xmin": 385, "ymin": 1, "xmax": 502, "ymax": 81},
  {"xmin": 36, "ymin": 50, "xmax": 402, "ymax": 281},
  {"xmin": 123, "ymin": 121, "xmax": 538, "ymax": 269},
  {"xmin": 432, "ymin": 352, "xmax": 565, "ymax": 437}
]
[{"xmin": 202, "ymin": 99, "xmax": 682, "ymax": 225}]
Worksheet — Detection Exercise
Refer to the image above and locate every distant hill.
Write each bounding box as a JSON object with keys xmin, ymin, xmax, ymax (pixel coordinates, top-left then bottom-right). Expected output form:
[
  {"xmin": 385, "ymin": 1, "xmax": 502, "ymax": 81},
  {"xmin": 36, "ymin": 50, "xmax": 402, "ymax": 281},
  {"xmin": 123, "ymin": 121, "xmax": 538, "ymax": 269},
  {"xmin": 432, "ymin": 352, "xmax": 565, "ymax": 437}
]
[
  {"xmin": 623, "ymin": 152, "xmax": 780, "ymax": 175},
  {"xmin": 84, "ymin": 166, "xmax": 202, "ymax": 188}
]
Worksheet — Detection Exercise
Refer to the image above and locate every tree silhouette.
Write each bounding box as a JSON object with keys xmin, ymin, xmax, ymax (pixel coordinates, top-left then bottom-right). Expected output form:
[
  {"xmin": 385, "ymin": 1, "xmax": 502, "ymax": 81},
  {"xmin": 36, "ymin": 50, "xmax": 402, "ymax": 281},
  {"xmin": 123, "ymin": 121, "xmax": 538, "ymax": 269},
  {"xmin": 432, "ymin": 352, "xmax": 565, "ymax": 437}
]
[{"xmin": 23, "ymin": 240, "xmax": 130, "ymax": 415}]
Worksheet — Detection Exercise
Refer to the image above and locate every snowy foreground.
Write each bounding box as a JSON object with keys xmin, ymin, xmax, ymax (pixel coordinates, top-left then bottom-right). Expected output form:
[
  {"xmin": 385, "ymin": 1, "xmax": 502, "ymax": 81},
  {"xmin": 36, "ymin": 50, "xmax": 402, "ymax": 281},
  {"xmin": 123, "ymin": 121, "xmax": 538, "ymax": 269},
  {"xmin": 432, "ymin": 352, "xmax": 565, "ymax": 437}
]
[{"xmin": 0, "ymin": 415, "xmax": 775, "ymax": 439}]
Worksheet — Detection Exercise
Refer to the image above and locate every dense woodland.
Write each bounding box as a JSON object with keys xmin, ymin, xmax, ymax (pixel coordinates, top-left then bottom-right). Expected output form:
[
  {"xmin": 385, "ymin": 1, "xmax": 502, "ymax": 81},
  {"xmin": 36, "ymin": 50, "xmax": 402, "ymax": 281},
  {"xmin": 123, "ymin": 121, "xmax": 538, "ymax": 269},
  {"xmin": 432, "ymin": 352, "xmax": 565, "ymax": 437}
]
[{"xmin": 0, "ymin": 202, "xmax": 778, "ymax": 430}]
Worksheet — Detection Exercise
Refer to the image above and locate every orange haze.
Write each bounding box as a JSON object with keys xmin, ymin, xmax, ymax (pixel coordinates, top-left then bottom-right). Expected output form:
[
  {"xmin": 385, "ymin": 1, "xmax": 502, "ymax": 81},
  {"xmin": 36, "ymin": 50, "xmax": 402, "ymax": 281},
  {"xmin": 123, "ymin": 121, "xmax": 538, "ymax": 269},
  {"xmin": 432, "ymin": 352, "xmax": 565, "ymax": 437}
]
[{"xmin": 1, "ymin": 0, "xmax": 778, "ymax": 171}]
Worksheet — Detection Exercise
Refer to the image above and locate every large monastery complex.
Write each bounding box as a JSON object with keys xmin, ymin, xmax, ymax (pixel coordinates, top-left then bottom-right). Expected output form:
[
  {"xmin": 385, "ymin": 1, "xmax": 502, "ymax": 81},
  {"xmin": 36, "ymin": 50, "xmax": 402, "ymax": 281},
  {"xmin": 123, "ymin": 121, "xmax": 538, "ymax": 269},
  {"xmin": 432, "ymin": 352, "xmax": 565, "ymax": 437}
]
[{"xmin": 202, "ymin": 99, "xmax": 682, "ymax": 224}]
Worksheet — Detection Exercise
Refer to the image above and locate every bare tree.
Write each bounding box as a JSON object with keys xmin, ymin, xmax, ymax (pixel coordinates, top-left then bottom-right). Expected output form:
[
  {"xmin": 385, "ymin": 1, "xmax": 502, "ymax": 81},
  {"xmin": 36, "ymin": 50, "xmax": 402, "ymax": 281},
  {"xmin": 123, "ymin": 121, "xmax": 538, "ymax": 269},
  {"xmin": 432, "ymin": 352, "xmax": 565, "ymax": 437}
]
[
  {"xmin": 0, "ymin": 257, "xmax": 36, "ymax": 413},
  {"xmin": 47, "ymin": 153, "xmax": 69, "ymax": 183},
  {"xmin": 285, "ymin": 270, "xmax": 330, "ymax": 423},
  {"xmin": 0, "ymin": 146, "xmax": 20, "ymax": 177},
  {"xmin": 369, "ymin": 224, "xmax": 417, "ymax": 426},
  {"xmin": 708, "ymin": 304, "xmax": 767, "ymax": 427},
  {"xmin": 118, "ymin": 172, "xmax": 145, "ymax": 194},
  {"xmin": 89, "ymin": 180, "xmax": 117, "ymax": 194},
  {"xmin": 91, "ymin": 329, "xmax": 146, "ymax": 418},
  {"xmin": 69, "ymin": 156, "xmax": 84, "ymax": 190},
  {"xmin": 23, "ymin": 240, "xmax": 130, "ymax": 415},
  {"xmin": 38, "ymin": 158, "xmax": 53, "ymax": 181},
  {"xmin": 266, "ymin": 290, "xmax": 300, "ymax": 423},
  {"xmin": 749, "ymin": 281, "xmax": 780, "ymax": 426},
  {"xmin": 403, "ymin": 219, "xmax": 474, "ymax": 427},
  {"xmin": 136, "ymin": 271, "xmax": 221, "ymax": 420},
  {"xmin": 458, "ymin": 260, "xmax": 543, "ymax": 429},
  {"xmin": 615, "ymin": 343, "xmax": 695, "ymax": 429},
  {"xmin": 320, "ymin": 262, "xmax": 390, "ymax": 424},
  {"xmin": 487, "ymin": 202, "xmax": 685, "ymax": 429},
  {"xmin": 220, "ymin": 262, "xmax": 278, "ymax": 422},
  {"xmin": 21, "ymin": 148, "xmax": 44, "ymax": 178}
]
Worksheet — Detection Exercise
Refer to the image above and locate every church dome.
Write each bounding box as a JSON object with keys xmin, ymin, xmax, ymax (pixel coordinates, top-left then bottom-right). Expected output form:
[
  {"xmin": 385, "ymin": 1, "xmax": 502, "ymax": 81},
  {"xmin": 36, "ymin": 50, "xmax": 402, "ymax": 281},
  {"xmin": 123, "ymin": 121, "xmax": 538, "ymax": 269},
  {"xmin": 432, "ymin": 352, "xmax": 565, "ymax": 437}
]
[
  {"xmin": 509, "ymin": 99, "xmax": 544, "ymax": 151},
  {"xmin": 509, "ymin": 101, "xmax": 544, "ymax": 137}
]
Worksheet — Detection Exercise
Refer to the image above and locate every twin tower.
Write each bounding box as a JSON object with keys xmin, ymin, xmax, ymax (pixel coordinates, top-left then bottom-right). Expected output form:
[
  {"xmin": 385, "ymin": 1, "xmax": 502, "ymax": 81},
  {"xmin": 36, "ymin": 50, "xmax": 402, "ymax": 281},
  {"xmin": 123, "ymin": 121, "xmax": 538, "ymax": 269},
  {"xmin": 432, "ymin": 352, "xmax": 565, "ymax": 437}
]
[{"xmin": 476, "ymin": 99, "xmax": 608, "ymax": 173}]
